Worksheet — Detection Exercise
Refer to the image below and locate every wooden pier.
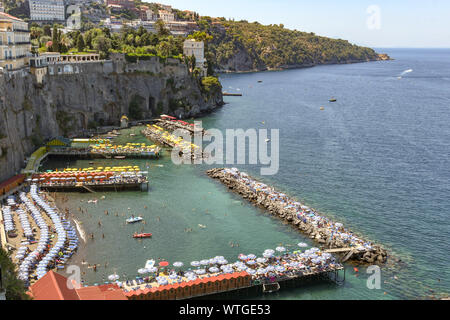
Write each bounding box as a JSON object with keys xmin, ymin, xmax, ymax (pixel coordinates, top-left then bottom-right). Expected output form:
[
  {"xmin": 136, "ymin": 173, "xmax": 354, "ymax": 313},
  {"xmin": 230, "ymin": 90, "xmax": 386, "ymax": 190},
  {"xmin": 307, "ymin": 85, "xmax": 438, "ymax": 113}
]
[
  {"xmin": 47, "ymin": 149, "xmax": 160, "ymax": 160},
  {"xmin": 125, "ymin": 267, "xmax": 345, "ymax": 301}
]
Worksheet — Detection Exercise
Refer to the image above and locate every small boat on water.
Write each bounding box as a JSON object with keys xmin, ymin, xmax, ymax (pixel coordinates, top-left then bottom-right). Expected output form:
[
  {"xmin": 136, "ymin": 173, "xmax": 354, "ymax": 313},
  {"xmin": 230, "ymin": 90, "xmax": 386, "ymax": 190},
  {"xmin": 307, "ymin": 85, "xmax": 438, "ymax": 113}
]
[
  {"xmin": 329, "ymin": 98, "xmax": 337, "ymax": 102},
  {"xmin": 114, "ymin": 156, "xmax": 126, "ymax": 159},
  {"xmin": 198, "ymin": 224, "xmax": 206, "ymax": 229},
  {"xmin": 133, "ymin": 233, "xmax": 152, "ymax": 239},
  {"xmin": 126, "ymin": 216, "xmax": 143, "ymax": 224}
]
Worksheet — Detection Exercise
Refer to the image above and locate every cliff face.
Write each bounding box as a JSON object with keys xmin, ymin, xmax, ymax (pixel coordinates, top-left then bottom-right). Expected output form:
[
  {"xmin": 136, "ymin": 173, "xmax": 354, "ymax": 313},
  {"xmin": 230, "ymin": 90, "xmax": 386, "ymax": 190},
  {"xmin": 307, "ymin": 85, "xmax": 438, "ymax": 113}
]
[{"xmin": 0, "ymin": 57, "xmax": 223, "ymax": 181}]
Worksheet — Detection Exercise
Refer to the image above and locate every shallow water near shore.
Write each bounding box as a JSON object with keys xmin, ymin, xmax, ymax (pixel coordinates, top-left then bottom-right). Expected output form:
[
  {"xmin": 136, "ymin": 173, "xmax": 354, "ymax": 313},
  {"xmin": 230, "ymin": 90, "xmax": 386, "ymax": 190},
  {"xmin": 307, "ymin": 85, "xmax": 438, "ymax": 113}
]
[{"xmin": 44, "ymin": 48, "xmax": 449, "ymax": 300}]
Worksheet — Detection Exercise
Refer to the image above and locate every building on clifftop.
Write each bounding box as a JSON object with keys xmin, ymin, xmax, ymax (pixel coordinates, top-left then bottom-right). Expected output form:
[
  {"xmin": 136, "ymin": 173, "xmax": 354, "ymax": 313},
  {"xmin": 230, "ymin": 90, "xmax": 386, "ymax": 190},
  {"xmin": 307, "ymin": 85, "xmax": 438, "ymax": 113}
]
[
  {"xmin": 29, "ymin": 0, "xmax": 65, "ymax": 22},
  {"xmin": 0, "ymin": 12, "xmax": 31, "ymax": 71},
  {"xmin": 183, "ymin": 39, "xmax": 207, "ymax": 77}
]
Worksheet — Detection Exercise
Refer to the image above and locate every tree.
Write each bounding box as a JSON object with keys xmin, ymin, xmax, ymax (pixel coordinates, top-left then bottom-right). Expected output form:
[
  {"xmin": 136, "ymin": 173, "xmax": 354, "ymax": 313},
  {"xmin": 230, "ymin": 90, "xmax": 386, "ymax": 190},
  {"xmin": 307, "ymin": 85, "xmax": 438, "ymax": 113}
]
[
  {"xmin": 92, "ymin": 35, "xmax": 112, "ymax": 58},
  {"xmin": 156, "ymin": 19, "xmax": 170, "ymax": 37},
  {"xmin": 0, "ymin": 247, "xmax": 29, "ymax": 300},
  {"xmin": 51, "ymin": 25, "xmax": 60, "ymax": 52},
  {"xmin": 43, "ymin": 25, "xmax": 51, "ymax": 36},
  {"xmin": 76, "ymin": 34, "xmax": 85, "ymax": 52},
  {"xmin": 157, "ymin": 41, "xmax": 171, "ymax": 57}
]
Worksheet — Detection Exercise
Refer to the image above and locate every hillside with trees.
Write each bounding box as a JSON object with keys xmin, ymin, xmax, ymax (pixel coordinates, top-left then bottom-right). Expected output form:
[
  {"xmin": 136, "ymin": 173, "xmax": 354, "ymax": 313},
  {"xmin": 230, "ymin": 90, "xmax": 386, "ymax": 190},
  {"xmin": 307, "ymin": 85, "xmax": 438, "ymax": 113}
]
[{"xmin": 197, "ymin": 18, "xmax": 384, "ymax": 72}]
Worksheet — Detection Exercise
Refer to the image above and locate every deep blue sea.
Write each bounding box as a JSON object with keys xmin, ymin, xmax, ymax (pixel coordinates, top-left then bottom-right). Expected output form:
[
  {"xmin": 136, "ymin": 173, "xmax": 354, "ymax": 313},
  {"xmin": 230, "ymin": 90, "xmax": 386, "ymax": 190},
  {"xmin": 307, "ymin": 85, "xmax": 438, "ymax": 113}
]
[{"xmin": 46, "ymin": 48, "xmax": 450, "ymax": 300}]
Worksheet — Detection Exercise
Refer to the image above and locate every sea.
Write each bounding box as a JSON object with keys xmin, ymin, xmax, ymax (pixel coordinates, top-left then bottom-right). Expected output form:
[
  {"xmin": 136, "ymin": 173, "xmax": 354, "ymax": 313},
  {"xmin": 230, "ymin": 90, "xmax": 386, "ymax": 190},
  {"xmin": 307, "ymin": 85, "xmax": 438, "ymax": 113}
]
[{"xmin": 41, "ymin": 48, "xmax": 450, "ymax": 300}]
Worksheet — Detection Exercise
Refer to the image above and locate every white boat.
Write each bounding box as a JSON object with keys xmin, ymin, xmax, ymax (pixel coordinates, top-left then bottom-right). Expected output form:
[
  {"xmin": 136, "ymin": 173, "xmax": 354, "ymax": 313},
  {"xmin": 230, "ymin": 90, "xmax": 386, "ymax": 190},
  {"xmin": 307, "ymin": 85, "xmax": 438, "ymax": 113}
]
[
  {"xmin": 145, "ymin": 259, "xmax": 155, "ymax": 270},
  {"xmin": 126, "ymin": 216, "xmax": 143, "ymax": 224}
]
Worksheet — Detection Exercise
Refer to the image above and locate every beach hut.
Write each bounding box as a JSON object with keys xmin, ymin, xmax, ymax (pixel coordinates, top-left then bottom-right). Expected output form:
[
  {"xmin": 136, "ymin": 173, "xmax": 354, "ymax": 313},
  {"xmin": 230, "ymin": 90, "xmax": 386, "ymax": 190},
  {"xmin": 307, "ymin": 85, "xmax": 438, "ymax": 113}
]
[{"xmin": 120, "ymin": 115, "xmax": 129, "ymax": 128}]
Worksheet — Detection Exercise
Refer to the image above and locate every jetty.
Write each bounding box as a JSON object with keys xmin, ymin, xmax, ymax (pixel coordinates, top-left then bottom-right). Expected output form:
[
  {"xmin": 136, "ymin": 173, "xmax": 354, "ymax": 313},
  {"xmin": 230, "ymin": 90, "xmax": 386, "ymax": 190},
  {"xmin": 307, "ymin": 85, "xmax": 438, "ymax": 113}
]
[
  {"xmin": 223, "ymin": 92, "xmax": 243, "ymax": 96},
  {"xmin": 29, "ymin": 170, "xmax": 149, "ymax": 192},
  {"xmin": 121, "ymin": 249, "xmax": 345, "ymax": 300},
  {"xmin": 155, "ymin": 117, "xmax": 205, "ymax": 136},
  {"xmin": 142, "ymin": 124, "xmax": 207, "ymax": 160},
  {"xmin": 206, "ymin": 168, "xmax": 387, "ymax": 264}
]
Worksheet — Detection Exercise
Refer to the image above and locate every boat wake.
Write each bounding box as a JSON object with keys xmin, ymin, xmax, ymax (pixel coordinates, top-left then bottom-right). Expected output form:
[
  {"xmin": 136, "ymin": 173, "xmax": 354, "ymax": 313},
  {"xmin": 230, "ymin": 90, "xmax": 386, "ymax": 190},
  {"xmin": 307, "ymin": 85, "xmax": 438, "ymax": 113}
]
[{"xmin": 398, "ymin": 69, "xmax": 413, "ymax": 79}]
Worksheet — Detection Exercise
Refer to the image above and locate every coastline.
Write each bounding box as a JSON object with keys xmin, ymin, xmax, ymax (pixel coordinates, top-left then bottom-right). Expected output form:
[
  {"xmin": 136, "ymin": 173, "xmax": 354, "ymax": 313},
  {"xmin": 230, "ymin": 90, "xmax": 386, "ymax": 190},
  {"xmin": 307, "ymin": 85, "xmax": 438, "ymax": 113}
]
[{"xmin": 216, "ymin": 54, "xmax": 393, "ymax": 74}]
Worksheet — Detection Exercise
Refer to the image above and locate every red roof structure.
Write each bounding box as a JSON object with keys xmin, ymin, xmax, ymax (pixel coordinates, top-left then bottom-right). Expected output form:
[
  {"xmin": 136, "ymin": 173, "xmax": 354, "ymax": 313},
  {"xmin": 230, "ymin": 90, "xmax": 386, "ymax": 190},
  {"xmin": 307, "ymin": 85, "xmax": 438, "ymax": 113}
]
[
  {"xmin": 0, "ymin": 174, "xmax": 25, "ymax": 190},
  {"xmin": 28, "ymin": 271, "xmax": 127, "ymax": 300},
  {"xmin": 28, "ymin": 271, "xmax": 80, "ymax": 300},
  {"xmin": 0, "ymin": 11, "xmax": 24, "ymax": 21}
]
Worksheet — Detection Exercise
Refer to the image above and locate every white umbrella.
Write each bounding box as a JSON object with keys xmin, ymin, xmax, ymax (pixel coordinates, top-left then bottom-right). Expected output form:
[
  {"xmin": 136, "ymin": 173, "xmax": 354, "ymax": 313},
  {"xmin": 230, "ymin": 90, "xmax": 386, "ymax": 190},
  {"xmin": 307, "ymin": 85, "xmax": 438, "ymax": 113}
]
[
  {"xmin": 246, "ymin": 260, "xmax": 256, "ymax": 265},
  {"xmin": 209, "ymin": 267, "xmax": 220, "ymax": 273},
  {"xmin": 256, "ymin": 257, "xmax": 267, "ymax": 263},
  {"xmin": 257, "ymin": 268, "xmax": 267, "ymax": 275},
  {"xmin": 238, "ymin": 254, "xmax": 248, "ymax": 261},
  {"xmin": 191, "ymin": 261, "xmax": 200, "ymax": 267},
  {"xmin": 275, "ymin": 266, "xmax": 286, "ymax": 272},
  {"xmin": 247, "ymin": 254, "xmax": 256, "ymax": 260},
  {"xmin": 200, "ymin": 259, "xmax": 210, "ymax": 266},
  {"xmin": 297, "ymin": 242, "xmax": 308, "ymax": 248},
  {"xmin": 173, "ymin": 262, "xmax": 184, "ymax": 268},
  {"xmin": 138, "ymin": 268, "xmax": 149, "ymax": 275},
  {"xmin": 276, "ymin": 246, "xmax": 286, "ymax": 252},
  {"xmin": 169, "ymin": 273, "xmax": 178, "ymax": 279},
  {"xmin": 108, "ymin": 274, "xmax": 119, "ymax": 281},
  {"xmin": 195, "ymin": 269, "xmax": 206, "ymax": 275}
]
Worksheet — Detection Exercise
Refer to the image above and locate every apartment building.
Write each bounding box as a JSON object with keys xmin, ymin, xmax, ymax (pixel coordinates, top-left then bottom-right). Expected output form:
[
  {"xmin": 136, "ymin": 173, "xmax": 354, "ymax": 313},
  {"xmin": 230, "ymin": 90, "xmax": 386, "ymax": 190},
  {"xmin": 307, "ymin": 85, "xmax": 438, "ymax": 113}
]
[
  {"xmin": 29, "ymin": 0, "xmax": 66, "ymax": 22},
  {"xmin": 0, "ymin": 12, "xmax": 31, "ymax": 71}
]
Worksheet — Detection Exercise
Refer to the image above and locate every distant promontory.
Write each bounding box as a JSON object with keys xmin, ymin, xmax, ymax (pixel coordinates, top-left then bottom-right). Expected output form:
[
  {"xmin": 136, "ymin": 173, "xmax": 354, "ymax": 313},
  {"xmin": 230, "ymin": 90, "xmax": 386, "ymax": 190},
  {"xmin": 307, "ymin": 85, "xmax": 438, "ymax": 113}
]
[{"xmin": 199, "ymin": 19, "xmax": 391, "ymax": 72}]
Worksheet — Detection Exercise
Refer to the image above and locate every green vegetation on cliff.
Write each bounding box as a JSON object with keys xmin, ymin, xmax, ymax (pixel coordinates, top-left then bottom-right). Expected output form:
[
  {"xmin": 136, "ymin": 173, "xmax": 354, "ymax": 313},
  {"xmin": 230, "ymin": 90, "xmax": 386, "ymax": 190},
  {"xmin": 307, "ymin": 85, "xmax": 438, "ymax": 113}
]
[
  {"xmin": 0, "ymin": 247, "xmax": 29, "ymax": 300},
  {"xmin": 198, "ymin": 18, "xmax": 380, "ymax": 71}
]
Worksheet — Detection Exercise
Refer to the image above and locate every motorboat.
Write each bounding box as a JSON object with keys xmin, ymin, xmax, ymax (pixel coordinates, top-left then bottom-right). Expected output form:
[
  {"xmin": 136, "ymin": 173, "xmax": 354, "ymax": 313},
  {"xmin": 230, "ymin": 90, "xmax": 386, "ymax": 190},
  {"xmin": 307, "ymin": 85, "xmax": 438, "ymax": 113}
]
[
  {"xmin": 133, "ymin": 233, "xmax": 152, "ymax": 239},
  {"xmin": 126, "ymin": 216, "xmax": 143, "ymax": 224}
]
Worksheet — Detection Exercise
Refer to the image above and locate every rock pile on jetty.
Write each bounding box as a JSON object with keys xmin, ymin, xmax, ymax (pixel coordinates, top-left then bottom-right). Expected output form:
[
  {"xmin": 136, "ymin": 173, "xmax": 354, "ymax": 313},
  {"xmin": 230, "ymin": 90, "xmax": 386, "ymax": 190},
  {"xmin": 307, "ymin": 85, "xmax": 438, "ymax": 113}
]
[{"xmin": 207, "ymin": 168, "xmax": 388, "ymax": 264}]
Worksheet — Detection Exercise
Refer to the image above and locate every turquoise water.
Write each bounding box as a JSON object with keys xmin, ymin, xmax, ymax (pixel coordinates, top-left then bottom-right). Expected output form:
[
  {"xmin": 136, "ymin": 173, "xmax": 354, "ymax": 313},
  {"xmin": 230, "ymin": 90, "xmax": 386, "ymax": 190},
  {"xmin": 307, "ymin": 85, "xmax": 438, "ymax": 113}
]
[{"xmin": 43, "ymin": 49, "xmax": 449, "ymax": 300}]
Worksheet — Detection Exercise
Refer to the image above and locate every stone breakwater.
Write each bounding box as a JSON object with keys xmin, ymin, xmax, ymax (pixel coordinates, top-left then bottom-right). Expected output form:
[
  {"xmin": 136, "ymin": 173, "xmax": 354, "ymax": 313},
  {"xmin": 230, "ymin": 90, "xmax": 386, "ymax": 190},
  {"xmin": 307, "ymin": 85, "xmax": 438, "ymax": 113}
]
[{"xmin": 207, "ymin": 168, "xmax": 388, "ymax": 264}]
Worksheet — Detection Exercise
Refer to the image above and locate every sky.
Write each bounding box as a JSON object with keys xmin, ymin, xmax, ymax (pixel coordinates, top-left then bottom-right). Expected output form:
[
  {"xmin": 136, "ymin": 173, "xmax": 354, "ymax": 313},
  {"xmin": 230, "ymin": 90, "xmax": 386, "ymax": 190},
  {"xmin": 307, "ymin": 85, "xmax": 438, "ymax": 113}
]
[{"xmin": 146, "ymin": 0, "xmax": 450, "ymax": 48}]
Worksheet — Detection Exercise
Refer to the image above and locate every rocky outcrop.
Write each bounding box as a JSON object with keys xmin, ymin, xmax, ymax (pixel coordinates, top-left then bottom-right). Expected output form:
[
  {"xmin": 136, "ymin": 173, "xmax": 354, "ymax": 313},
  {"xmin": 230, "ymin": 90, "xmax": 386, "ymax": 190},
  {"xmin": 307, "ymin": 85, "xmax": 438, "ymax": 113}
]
[
  {"xmin": 215, "ymin": 47, "xmax": 392, "ymax": 73},
  {"xmin": 0, "ymin": 58, "xmax": 223, "ymax": 181},
  {"xmin": 207, "ymin": 168, "xmax": 388, "ymax": 264}
]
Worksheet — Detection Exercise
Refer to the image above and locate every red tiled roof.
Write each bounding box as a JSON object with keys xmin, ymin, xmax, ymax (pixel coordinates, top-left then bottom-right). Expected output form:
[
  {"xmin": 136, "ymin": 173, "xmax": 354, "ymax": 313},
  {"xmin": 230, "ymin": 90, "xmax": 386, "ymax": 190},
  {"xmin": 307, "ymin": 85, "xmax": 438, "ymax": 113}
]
[
  {"xmin": 0, "ymin": 11, "xmax": 23, "ymax": 22},
  {"xmin": 29, "ymin": 271, "xmax": 127, "ymax": 300},
  {"xmin": 0, "ymin": 174, "xmax": 25, "ymax": 190},
  {"xmin": 29, "ymin": 271, "xmax": 79, "ymax": 300},
  {"xmin": 76, "ymin": 283, "xmax": 127, "ymax": 300}
]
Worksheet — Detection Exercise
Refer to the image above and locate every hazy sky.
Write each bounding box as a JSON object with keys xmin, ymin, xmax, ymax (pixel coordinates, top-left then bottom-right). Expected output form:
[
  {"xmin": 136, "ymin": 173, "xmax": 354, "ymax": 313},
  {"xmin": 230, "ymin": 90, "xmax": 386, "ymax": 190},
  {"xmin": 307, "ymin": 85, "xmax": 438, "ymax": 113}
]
[{"xmin": 148, "ymin": 0, "xmax": 450, "ymax": 48}]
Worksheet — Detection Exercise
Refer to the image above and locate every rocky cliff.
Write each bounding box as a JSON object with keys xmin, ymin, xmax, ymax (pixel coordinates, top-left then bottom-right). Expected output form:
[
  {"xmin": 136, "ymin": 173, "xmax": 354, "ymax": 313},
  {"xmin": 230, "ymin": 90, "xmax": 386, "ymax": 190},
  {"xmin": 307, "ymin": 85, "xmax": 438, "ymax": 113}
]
[{"xmin": 0, "ymin": 57, "xmax": 223, "ymax": 181}]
